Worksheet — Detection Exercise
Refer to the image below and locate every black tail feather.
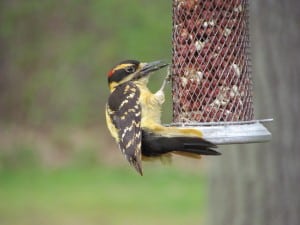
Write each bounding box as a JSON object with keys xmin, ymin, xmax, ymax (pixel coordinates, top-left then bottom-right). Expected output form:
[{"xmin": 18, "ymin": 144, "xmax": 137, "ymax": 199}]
[
  {"xmin": 141, "ymin": 130, "xmax": 220, "ymax": 157},
  {"xmin": 180, "ymin": 147, "xmax": 221, "ymax": 156}
]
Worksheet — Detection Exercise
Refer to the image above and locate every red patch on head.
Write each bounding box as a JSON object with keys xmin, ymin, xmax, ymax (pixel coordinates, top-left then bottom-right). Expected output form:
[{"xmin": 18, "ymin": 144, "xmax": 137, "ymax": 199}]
[{"xmin": 107, "ymin": 69, "xmax": 114, "ymax": 77}]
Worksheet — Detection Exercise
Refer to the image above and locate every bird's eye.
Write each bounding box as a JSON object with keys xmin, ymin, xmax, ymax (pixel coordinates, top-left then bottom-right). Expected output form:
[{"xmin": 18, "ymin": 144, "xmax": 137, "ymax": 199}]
[{"xmin": 125, "ymin": 66, "xmax": 136, "ymax": 73}]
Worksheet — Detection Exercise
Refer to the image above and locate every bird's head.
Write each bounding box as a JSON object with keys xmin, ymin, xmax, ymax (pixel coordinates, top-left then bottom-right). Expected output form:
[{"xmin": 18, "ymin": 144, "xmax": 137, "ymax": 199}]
[{"xmin": 107, "ymin": 59, "xmax": 168, "ymax": 91}]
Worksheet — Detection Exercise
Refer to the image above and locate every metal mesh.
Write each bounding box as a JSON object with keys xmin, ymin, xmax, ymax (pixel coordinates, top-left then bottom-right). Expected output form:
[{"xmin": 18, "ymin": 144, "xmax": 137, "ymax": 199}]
[{"xmin": 172, "ymin": 0, "xmax": 254, "ymax": 123}]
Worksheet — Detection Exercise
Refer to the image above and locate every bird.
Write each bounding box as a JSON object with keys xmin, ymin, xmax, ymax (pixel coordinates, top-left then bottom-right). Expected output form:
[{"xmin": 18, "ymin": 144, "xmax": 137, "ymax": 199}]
[{"xmin": 105, "ymin": 59, "xmax": 220, "ymax": 175}]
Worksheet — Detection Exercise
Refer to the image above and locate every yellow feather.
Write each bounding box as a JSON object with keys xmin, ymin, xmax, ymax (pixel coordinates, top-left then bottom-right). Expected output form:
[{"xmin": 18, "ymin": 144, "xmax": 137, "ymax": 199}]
[{"xmin": 105, "ymin": 106, "xmax": 119, "ymax": 142}]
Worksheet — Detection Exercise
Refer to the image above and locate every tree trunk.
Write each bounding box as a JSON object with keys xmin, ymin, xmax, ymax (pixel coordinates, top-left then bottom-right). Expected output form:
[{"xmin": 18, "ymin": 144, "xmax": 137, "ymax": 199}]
[{"xmin": 208, "ymin": 1, "xmax": 300, "ymax": 225}]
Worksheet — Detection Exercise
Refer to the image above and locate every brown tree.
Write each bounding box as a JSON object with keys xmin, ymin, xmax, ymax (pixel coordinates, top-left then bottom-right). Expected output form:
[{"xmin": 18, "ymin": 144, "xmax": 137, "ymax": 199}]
[{"xmin": 209, "ymin": 1, "xmax": 300, "ymax": 225}]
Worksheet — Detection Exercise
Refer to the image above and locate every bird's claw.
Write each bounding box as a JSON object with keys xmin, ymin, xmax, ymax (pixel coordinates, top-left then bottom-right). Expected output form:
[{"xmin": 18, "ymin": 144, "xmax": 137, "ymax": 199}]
[
  {"xmin": 159, "ymin": 66, "xmax": 173, "ymax": 92},
  {"xmin": 165, "ymin": 65, "xmax": 172, "ymax": 83}
]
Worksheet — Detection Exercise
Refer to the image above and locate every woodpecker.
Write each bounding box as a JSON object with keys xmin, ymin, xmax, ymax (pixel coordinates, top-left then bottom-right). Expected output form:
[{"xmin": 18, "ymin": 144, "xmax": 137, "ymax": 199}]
[{"xmin": 105, "ymin": 59, "xmax": 220, "ymax": 175}]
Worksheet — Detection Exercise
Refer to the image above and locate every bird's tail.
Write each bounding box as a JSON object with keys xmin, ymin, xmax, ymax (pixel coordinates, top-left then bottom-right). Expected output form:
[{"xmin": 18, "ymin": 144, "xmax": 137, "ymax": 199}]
[{"xmin": 141, "ymin": 128, "xmax": 220, "ymax": 157}]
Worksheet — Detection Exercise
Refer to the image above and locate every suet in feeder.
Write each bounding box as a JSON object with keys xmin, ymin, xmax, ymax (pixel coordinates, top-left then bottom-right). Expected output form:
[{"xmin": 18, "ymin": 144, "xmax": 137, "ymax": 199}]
[{"xmin": 170, "ymin": 0, "xmax": 271, "ymax": 144}]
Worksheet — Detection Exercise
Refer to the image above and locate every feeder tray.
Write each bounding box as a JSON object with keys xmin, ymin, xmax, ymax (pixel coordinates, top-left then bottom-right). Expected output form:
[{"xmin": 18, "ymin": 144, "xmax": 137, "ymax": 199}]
[
  {"xmin": 170, "ymin": 0, "xmax": 271, "ymax": 144},
  {"xmin": 169, "ymin": 119, "xmax": 272, "ymax": 145}
]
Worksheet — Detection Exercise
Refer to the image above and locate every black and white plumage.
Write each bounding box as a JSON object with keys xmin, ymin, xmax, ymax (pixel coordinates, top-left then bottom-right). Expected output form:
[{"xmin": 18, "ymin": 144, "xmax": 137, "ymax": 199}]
[{"xmin": 106, "ymin": 82, "xmax": 143, "ymax": 174}]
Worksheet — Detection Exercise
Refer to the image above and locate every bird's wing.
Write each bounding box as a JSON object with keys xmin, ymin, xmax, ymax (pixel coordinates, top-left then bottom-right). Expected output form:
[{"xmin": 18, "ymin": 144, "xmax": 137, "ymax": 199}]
[{"xmin": 107, "ymin": 82, "xmax": 143, "ymax": 175}]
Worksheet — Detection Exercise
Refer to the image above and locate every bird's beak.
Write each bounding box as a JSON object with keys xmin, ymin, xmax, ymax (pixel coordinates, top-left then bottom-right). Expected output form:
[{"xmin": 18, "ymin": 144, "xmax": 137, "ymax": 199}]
[{"xmin": 135, "ymin": 60, "xmax": 168, "ymax": 79}]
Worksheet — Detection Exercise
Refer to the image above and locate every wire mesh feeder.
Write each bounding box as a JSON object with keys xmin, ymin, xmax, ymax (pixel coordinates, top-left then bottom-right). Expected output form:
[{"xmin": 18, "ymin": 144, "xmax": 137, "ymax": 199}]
[{"xmin": 170, "ymin": 0, "xmax": 271, "ymax": 145}]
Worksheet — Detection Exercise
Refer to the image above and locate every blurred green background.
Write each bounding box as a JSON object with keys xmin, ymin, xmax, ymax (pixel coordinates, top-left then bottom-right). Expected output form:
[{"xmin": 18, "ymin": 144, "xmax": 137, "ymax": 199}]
[{"xmin": 0, "ymin": 1, "xmax": 209, "ymax": 225}]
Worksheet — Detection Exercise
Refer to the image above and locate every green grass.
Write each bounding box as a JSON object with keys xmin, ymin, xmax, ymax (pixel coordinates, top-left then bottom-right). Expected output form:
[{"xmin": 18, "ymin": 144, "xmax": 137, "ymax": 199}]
[{"xmin": 0, "ymin": 165, "xmax": 208, "ymax": 225}]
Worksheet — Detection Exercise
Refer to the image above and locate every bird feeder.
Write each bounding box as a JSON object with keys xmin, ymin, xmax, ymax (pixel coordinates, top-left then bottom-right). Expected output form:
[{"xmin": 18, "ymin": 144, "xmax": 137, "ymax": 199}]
[{"xmin": 170, "ymin": 0, "xmax": 271, "ymax": 144}]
